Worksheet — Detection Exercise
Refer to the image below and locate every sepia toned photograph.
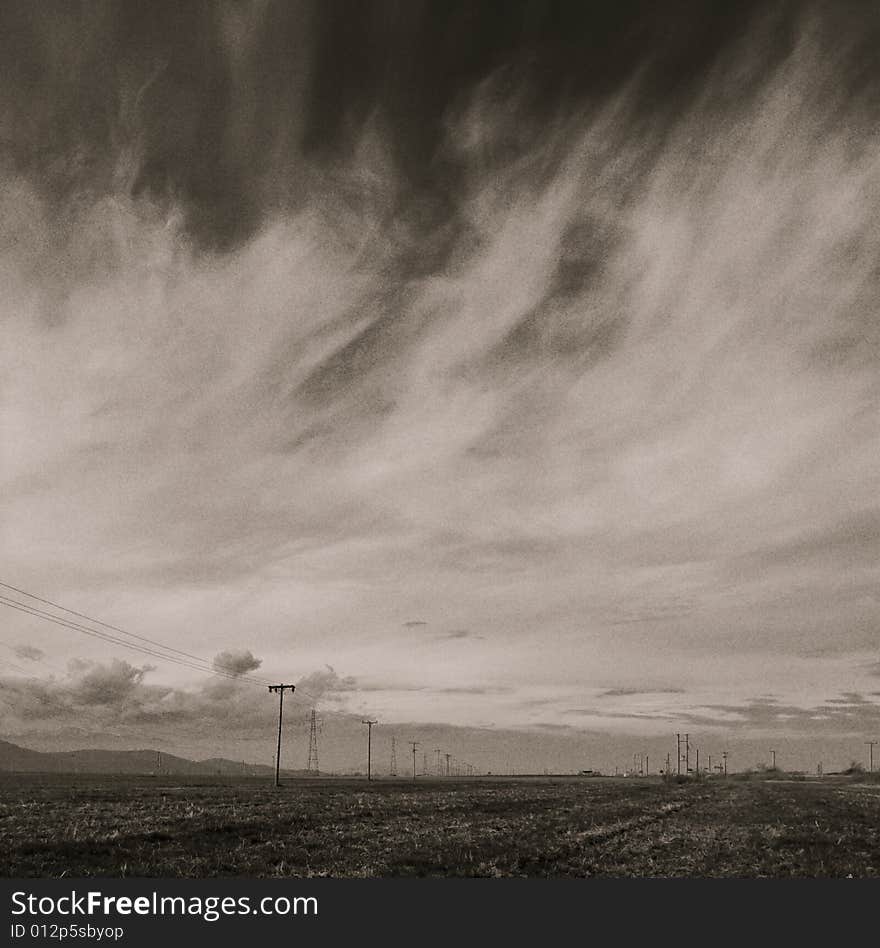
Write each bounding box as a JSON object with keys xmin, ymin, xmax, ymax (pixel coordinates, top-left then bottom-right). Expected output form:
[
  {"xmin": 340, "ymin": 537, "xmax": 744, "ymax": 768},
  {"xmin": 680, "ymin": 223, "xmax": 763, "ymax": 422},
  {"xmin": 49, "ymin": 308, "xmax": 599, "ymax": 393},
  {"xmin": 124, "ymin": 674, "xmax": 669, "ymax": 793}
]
[{"xmin": 2, "ymin": 0, "xmax": 879, "ymax": 887}]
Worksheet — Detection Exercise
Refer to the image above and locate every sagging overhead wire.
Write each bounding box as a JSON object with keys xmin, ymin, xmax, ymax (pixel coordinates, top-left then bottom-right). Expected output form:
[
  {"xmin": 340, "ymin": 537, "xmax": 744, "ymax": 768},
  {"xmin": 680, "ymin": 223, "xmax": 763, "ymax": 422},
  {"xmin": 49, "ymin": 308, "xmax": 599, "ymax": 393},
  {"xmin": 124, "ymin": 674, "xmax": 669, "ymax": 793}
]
[
  {"xmin": 0, "ymin": 594, "xmax": 273, "ymax": 686},
  {"xmin": 0, "ymin": 582, "xmax": 322, "ymax": 704},
  {"xmin": 0, "ymin": 580, "xmax": 271, "ymax": 683}
]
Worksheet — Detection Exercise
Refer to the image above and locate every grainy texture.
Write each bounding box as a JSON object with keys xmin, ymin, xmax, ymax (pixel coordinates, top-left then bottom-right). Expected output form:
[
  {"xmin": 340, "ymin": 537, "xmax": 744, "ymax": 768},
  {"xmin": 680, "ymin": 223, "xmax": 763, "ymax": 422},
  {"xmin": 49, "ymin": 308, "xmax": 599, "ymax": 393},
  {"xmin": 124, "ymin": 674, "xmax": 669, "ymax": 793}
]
[{"xmin": 2, "ymin": 775, "xmax": 878, "ymax": 878}]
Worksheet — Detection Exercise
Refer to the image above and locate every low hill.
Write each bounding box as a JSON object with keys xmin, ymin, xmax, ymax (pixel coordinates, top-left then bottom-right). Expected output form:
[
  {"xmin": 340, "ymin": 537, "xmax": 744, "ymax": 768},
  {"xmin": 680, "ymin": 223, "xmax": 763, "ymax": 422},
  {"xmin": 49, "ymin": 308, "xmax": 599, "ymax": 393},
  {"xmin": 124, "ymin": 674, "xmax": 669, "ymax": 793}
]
[{"xmin": 0, "ymin": 740, "xmax": 304, "ymax": 776}]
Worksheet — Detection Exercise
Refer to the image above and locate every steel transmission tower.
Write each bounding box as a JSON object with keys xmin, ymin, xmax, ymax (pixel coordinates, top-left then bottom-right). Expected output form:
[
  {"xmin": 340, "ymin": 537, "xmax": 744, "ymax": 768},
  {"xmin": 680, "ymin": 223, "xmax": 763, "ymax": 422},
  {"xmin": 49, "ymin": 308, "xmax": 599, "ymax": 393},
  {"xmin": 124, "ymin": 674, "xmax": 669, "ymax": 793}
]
[{"xmin": 307, "ymin": 709, "xmax": 319, "ymax": 774}]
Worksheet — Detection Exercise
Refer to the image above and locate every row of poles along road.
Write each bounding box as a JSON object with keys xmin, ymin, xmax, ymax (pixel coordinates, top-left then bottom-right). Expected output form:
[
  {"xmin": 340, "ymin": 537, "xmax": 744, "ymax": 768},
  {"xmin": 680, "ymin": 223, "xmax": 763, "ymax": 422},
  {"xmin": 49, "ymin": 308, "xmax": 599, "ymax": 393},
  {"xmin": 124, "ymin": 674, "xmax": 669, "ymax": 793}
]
[
  {"xmin": 267, "ymin": 684, "xmax": 476, "ymax": 786},
  {"xmin": 612, "ymin": 735, "xmax": 730, "ymax": 777},
  {"xmin": 361, "ymin": 726, "xmax": 477, "ymax": 782},
  {"xmin": 269, "ymin": 690, "xmax": 880, "ymax": 786},
  {"xmin": 623, "ymin": 737, "xmax": 879, "ymax": 778},
  {"xmin": 3, "ymin": 584, "xmax": 874, "ymax": 783}
]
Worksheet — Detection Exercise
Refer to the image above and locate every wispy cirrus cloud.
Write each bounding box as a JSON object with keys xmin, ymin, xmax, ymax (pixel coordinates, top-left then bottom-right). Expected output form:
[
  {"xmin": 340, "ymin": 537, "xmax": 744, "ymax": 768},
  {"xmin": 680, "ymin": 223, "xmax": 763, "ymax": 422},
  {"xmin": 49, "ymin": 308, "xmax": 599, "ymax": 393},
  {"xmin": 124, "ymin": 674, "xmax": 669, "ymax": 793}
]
[{"xmin": 0, "ymin": 4, "xmax": 878, "ymax": 773}]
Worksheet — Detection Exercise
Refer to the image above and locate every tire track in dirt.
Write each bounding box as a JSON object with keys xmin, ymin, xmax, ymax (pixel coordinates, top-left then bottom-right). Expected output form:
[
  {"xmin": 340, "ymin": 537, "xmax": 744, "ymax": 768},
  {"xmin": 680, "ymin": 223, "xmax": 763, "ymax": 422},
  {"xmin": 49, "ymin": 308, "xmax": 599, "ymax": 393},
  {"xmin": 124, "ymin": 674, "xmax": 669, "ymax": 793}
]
[{"xmin": 518, "ymin": 793, "xmax": 704, "ymax": 874}]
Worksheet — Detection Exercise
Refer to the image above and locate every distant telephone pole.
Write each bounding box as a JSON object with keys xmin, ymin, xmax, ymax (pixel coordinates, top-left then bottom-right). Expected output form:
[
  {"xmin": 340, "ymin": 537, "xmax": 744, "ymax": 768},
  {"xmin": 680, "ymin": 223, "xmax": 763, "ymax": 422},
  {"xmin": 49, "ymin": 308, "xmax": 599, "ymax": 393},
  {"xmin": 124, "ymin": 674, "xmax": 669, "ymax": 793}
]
[
  {"xmin": 435, "ymin": 748, "xmax": 442, "ymax": 775},
  {"xmin": 770, "ymin": 749, "xmax": 776, "ymax": 769},
  {"xmin": 361, "ymin": 719, "xmax": 377, "ymax": 780},
  {"xmin": 722, "ymin": 751, "xmax": 729, "ymax": 776},
  {"xmin": 409, "ymin": 741, "xmax": 420, "ymax": 782},
  {"xmin": 445, "ymin": 752, "xmax": 451, "ymax": 776},
  {"xmin": 390, "ymin": 737, "xmax": 398, "ymax": 776},
  {"xmin": 866, "ymin": 741, "xmax": 876, "ymax": 773},
  {"xmin": 268, "ymin": 684, "xmax": 295, "ymax": 787}
]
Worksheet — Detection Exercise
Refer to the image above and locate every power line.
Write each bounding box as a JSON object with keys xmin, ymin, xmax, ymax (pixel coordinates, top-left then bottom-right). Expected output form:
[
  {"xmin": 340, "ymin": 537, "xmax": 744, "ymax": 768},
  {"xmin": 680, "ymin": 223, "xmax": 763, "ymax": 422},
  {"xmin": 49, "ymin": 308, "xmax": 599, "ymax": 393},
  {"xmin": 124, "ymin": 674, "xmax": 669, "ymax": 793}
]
[
  {"xmin": 0, "ymin": 640, "xmax": 67, "ymax": 676},
  {"xmin": 0, "ymin": 656, "xmax": 34, "ymax": 676},
  {"xmin": 0, "ymin": 585, "xmax": 324, "ymax": 705},
  {"xmin": 0, "ymin": 595, "xmax": 270, "ymax": 686},
  {"xmin": 0, "ymin": 581, "xmax": 266, "ymax": 679}
]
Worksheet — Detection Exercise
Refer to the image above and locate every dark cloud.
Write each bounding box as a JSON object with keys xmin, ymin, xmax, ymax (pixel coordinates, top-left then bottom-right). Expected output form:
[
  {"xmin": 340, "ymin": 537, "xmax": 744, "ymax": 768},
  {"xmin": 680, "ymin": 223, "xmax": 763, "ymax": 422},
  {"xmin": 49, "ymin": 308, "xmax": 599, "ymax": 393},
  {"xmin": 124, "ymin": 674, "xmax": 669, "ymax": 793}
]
[
  {"xmin": 565, "ymin": 708, "xmax": 674, "ymax": 722},
  {"xmin": 824, "ymin": 693, "xmax": 871, "ymax": 706},
  {"xmin": 677, "ymin": 696, "xmax": 880, "ymax": 733},
  {"xmin": 212, "ymin": 649, "xmax": 262, "ymax": 677},
  {"xmin": 296, "ymin": 665, "xmax": 357, "ymax": 699},
  {"xmin": 13, "ymin": 644, "xmax": 44, "ymax": 662},
  {"xmin": 598, "ymin": 687, "xmax": 685, "ymax": 698},
  {"xmin": 435, "ymin": 685, "xmax": 512, "ymax": 696},
  {"xmin": 71, "ymin": 659, "xmax": 151, "ymax": 707},
  {"xmin": 0, "ymin": 0, "xmax": 817, "ymax": 252},
  {"xmin": 436, "ymin": 629, "xmax": 483, "ymax": 641},
  {"xmin": 0, "ymin": 660, "xmax": 312, "ymax": 737},
  {"xmin": 727, "ymin": 511, "xmax": 880, "ymax": 581}
]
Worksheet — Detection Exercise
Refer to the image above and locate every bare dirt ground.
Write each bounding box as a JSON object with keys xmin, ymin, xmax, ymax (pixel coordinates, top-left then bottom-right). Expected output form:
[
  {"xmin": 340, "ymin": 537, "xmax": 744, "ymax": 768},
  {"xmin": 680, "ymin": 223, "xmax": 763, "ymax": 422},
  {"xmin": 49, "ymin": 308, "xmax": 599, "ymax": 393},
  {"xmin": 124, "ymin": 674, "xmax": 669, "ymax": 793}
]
[{"xmin": 2, "ymin": 773, "xmax": 878, "ymax": 877}]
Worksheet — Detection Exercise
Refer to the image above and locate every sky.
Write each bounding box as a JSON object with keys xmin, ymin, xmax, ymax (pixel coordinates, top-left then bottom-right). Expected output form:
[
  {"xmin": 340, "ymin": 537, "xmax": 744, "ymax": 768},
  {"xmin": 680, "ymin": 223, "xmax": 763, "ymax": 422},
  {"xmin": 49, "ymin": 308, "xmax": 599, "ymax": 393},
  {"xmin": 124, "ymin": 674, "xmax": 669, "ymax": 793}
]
[{"xmin": 1, "ymin": 1, "xmax": 879, "ymax": 774}]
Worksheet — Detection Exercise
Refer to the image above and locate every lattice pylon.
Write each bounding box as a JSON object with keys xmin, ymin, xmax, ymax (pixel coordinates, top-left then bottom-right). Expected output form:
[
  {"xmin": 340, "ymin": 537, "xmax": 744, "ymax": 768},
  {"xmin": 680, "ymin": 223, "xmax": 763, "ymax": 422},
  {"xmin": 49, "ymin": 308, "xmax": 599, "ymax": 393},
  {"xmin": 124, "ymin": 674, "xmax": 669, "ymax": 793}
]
[{"xmin": 307, "ymin": 709, "xmax": 319, "ymax": 774}]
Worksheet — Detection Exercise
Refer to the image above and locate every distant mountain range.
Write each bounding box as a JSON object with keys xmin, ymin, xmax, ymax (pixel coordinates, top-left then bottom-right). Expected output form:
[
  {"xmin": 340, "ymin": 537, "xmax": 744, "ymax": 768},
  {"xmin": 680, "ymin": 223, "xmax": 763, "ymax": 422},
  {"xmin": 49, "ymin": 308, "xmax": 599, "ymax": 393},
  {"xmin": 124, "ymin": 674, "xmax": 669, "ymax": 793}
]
[{"xmin": 0, "ymin": 740, "xmax": 307, "ymax": 776}]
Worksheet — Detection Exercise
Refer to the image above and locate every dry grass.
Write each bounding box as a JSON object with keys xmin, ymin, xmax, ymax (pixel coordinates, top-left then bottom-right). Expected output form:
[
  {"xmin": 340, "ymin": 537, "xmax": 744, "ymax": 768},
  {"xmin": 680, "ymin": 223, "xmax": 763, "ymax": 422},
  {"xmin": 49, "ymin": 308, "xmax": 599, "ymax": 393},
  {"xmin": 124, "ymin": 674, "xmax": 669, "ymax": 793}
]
[{"xmin": 1, "ymin": 773, "xmax": 878, "ymax": 878}]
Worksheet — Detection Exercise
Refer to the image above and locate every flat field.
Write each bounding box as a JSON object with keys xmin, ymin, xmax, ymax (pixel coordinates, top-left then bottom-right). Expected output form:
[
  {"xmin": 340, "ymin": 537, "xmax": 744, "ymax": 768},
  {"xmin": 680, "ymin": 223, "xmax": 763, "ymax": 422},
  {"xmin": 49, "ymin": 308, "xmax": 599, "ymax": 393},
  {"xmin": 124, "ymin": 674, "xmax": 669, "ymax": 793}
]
[{"xmin": 1, "ymin": 773, "xmax": 878, "ymax": 878}]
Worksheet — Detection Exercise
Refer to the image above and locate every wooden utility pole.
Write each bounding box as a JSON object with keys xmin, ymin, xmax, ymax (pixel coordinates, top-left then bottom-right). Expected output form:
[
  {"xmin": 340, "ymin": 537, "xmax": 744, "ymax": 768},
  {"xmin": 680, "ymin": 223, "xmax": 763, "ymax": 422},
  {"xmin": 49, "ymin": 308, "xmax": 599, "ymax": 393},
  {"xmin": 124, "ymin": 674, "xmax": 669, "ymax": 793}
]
[
  {"xmin": 866, "ymin": 741, "xmax": 876, "ymax": 773},
  {"xmin": 268, "ymin": 684, "xmax": 295, "ymax": 787},
  {"xmin": 409, "ymin": 741, "xmax": 419, "ymax": 782},
  {"xmin": 362, "ymin": 719, "xmax": 377, "ymax": 780},
  {"xmin": 722, "ymin": 751, "xmax": 728, "ymax": 776}
]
